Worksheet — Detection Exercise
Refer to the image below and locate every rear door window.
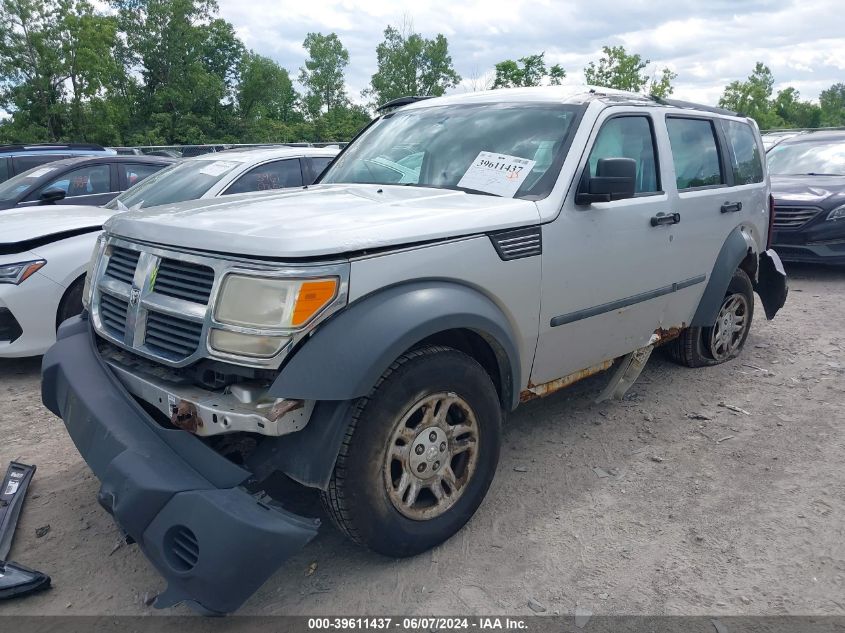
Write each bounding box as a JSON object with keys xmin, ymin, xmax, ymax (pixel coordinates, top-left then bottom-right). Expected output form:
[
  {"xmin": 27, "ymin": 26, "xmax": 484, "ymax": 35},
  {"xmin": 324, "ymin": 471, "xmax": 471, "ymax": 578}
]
[
  {"xmin": 586, "ymin": 115, "xmax": 660, "ymax": 194},
  {"xmin": 722, "ymin": 120, "xmax": 764, "ymax": 184},
  {"xmin": 666, "ymin": 118, "xmax": 724, "ymax": 189},
  {"xmin": 0, "ymin": 158, "xmax": 9, "ymax": 183},
  {"xmin": 122, "ymin": 163, "xmax": 165, "ymax": 189},
  {"xmin": 223, "ymin": 159, "xmax": 303, "ymax": 195}
]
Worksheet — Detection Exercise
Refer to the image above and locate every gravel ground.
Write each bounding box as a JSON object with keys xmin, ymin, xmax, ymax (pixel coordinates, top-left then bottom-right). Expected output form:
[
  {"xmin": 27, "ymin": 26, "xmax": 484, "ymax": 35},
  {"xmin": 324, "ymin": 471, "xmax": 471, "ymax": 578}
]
[{"xmin": 1, "ymin": 263, "xmax": 843, "ymax": 617}]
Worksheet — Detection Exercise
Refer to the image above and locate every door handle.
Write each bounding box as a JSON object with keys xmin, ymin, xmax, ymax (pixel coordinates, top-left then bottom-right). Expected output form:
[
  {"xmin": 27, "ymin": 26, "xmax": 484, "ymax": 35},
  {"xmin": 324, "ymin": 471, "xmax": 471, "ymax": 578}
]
[
  {"xmin": 721, "ymin": 201, "xmax": 743, "ymax": 213},
  {"xmin": 650, "ymin": 212, "xmax": 680, "ymax": 227}
]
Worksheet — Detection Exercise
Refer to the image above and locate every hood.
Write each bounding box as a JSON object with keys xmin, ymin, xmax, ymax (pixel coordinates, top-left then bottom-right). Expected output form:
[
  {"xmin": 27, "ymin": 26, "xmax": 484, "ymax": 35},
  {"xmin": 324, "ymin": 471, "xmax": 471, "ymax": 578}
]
[
  {"xmin": 104, "ymin": 184, "xmax": 541, "ymax": 258},
  {"xmin": 771, "ymin": 175, "xmax": 845, "ymax": 209},
  {"xmin": 0, "ymin": 205, "xmax": 116, "ymax": 245}
]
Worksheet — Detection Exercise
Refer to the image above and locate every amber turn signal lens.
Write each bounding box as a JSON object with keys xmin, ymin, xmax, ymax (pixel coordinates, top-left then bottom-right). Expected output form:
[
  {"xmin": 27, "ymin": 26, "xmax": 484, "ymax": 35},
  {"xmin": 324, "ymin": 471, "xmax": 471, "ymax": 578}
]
[{"xmin": 292, "ymin": 279, "xmax": 338, "ymax": 327}]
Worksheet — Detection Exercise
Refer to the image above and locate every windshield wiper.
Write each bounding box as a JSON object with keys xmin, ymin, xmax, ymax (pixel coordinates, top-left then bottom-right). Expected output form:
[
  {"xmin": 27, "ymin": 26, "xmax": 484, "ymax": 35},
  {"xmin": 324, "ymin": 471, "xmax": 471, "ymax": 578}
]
[
  {"xmin": 398, "ymin": 183, "xmax": 499, "ymax": 197},
  {"xmin": 803, "ymin": 172, "xmax": 845, "ymax": 177}
]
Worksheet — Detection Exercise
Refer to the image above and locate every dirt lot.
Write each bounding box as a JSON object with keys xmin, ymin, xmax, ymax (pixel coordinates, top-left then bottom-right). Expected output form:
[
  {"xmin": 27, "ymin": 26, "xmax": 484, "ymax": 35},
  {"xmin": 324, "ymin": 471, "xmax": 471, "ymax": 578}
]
[{"xmin": 1, "ymin": 263, "xmax": 843, "ymax": 617}]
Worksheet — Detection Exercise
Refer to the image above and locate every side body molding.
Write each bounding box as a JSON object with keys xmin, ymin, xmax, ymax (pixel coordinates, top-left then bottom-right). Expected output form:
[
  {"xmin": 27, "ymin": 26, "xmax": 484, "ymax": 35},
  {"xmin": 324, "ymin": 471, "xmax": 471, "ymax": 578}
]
[
  {"xmin": 270, "ymin": 281, "xmax": 522, "ymax": 409},
  {"xmin": 691, "ymin": 227, "xmax": 752, "ymax": 327}
]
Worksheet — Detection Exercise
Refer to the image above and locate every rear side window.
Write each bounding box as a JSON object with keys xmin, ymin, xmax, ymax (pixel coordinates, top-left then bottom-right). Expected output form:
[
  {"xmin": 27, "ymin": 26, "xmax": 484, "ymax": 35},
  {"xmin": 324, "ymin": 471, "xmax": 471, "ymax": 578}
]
[
  {"xmin": 723, "ymin": 120, "xmax": 764, "ymax": 184},
  {"xmin": 223, "ymin": 159, "xmax": 303, "ymax": 195},
  {"xmin": 122, "ymin": 163, "xmax": 164, "ymax": 189},
  {"xmin": 0, "ymin": 158, "xmax": 9, "ymax": 183},
  {"xmin": 586, "ymin": 116, "xmax": 659, "ymax": 193},
  {"xmin": 310, "ymin": 156, "xmax": 334, "ymax": 181},
  {"xmin": 12, "ymin": 154, "xmax": 70, "ymax": 174},
  {"xmin": 666, "ymin": 118, "xmax": 724, "ymax": 190}
]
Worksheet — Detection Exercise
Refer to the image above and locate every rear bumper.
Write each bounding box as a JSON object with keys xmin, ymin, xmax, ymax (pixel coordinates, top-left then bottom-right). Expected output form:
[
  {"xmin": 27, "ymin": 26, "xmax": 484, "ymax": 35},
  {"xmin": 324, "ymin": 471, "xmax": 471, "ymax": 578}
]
[{"xmin": 41, "ymin": 316, "xmax": 319, "ymax": 614}]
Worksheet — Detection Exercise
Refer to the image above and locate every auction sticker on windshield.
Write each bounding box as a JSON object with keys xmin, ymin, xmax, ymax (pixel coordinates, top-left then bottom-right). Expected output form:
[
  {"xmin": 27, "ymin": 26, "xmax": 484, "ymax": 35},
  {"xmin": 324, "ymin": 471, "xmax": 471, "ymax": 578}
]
[
  {"xmin": 199, "ymin": 161, "xmax": 238, "ymax": 177},
  {"xmin": 457, "ymin": 151, "xmax": 536, "ymax": 197}
]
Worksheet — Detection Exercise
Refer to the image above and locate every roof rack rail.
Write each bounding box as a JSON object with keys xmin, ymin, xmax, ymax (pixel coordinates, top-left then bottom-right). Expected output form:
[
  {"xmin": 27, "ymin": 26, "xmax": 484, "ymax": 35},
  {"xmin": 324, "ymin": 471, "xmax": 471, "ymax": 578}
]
[
  {"xmin": 376, "ymin": 96, "xmax": 436, "ymax": 113},
  {"xmin": 651, "ymin": 97, "xmax": 738, "ymax": 117},
  {"xmin": 0, "ymin": 143, "xmax": 107, "ymax": 153}
]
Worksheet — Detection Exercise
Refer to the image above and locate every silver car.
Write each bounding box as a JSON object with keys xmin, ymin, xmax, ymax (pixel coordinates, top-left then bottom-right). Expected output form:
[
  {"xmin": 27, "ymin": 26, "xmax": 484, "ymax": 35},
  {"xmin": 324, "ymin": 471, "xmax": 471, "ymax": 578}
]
[{"xmin": 42, "ymin": 87, "xmax": 787, "ymax": 614}]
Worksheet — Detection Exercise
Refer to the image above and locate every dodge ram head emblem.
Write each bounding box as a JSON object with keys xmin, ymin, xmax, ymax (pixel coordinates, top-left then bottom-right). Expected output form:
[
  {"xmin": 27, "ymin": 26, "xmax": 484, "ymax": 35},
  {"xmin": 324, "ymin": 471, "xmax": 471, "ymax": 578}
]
[{"xmin": 129, "ymin": 286, "xmax": 141, "ymax": 307}]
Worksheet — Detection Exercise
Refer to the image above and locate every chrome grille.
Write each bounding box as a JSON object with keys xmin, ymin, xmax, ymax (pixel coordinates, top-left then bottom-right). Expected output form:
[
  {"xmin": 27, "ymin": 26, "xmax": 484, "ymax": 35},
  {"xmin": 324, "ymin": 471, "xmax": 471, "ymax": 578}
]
[
  {"xmin": 99, "ymin": 294, "xmax": 129, "ymax": 339},
  {"xmin": 105, "ymin": 247, "xmax": 140, "ymax": 284},
  {"xmin": 145, "ymin": 312, "xmax": 204, "ymax": 360},
  {"xmin": 154, "ymin": 258, "xmax": 215, "ymax": 304},
  {"xmin": 773, "ymin": 206, "xmax": 821, "ymax": 230}
]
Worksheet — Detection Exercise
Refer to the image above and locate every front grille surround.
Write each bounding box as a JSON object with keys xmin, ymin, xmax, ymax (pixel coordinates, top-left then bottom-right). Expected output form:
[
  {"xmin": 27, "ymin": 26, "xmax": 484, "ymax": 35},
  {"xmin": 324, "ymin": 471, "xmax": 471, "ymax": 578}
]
[
  {"xmin": 90, "ymin": 236, "xmax": 350, "ymax": 369},
  {"xmin": 773, "ymin": 206, "xmax": 822, "ymax": 230}
]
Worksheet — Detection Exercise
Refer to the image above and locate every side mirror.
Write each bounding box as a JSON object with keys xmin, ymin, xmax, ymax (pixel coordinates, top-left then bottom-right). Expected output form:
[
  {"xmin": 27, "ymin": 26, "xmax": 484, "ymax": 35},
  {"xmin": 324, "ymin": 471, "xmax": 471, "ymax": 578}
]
[
  {"xmin": 40, "ymin": 188, "xmax": 66, "ymax": 204},
  {"xmin": 575, "ymin": 157, "xmax": 637, "ymax": 205}
]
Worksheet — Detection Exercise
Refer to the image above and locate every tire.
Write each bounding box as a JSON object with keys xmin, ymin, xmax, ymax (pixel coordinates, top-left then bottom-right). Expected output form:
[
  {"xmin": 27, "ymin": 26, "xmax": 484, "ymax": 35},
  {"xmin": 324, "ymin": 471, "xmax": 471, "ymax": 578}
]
[
  {"xmin": 321, "ymin": 345, "xmax": 502, "ymax": 558},
  {"xmin": 56, "ymin": 276, "xmax": 85, "ymax": 329},
  {"xmin": 669, "ymin": 268, "xmax": 754, "ymax": 368}
]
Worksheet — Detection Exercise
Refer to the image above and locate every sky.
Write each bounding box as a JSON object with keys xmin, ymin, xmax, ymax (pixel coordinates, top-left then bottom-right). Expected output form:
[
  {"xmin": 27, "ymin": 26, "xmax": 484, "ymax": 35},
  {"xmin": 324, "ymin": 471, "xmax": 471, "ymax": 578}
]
[{"xmin": 219, "ymin": 0, "xmax": 845, "ymax": 106}]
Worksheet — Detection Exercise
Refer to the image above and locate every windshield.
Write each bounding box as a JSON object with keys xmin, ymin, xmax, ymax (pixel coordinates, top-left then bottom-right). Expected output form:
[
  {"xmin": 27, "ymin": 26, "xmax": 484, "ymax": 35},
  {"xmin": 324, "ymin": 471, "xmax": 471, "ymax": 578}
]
[
  {"xmin": 767, "ymin": 139, "xmax": 845, "ymax": 176},
  {"xmin": 0, "ymin": 164, "xmax": 60, "ymax": 201},
  {"xmin": 106, "ymin": 158, "xmax": 243, "ymax": 210},
  {"xmin": 321, "ymin": 103, "xmax": 582, "ymax": 198}
]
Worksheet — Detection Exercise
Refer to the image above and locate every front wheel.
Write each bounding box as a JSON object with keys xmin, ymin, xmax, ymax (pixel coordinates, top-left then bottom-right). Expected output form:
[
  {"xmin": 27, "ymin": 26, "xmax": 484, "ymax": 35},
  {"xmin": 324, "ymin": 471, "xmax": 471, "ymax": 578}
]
[
  {"xmin": 669, "ymin": 268, "xmax": 754, "ymax": 367},
  {"xmin": 321, "ymin": 345, "xmax": 502, "ymax": 557}
]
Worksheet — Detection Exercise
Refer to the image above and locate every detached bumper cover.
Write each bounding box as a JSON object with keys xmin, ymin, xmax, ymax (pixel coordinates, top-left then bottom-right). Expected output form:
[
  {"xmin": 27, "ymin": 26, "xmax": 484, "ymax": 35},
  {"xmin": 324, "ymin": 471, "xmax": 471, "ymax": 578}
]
[
  {"xmin": 756, "ymin": 249, "xmax": 789, "ymax": 320},
  {"xmin": 41, "ymin": 316, "xmax": 319, "ymax": 614}
]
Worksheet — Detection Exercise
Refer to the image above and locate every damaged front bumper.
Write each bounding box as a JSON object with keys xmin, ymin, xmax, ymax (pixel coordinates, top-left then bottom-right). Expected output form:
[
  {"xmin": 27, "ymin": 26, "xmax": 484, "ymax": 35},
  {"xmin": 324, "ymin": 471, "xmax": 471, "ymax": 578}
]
[{"xmin": 41, "ymin": 315, "xmax": 319, "ymax": 614}]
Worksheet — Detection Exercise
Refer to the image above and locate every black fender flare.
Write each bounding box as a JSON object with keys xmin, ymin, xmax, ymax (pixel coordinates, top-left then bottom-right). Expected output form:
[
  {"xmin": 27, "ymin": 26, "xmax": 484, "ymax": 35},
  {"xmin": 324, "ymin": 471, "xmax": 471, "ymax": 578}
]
[
  {"xmin": 691, "ymin": 227, "xmax": 752, "ymax": 327},
  {"xmin": 252, "ymin": 282, "xmax": 522, "ymax": 489},
  {"xmin": 270, "ymin": 280, "xmax": 522, "ymax": 408}
]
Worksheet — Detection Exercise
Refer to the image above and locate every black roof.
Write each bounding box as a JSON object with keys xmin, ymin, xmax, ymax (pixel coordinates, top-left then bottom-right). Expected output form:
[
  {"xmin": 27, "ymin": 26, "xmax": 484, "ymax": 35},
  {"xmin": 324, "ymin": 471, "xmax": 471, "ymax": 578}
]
[
  {"xmin": 778, "ymin": 130, "xmax": 845, "ymax": 145},
  {"xmin": 0, "ymin": 143, "xmax": 107, "ymax": 153},
  {"xmin": 39, "ymin": 154, "xmax": 176, "ymax": 168}
]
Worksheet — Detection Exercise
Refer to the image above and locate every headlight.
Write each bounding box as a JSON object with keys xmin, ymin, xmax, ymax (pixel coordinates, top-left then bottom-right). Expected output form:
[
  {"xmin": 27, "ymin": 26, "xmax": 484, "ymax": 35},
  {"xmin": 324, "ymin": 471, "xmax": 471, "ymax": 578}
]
[
  {"xmin": 210, "ymin": 274, "xmax": 340, "ymax": 358},
  {"xmin": 0, "ymin": 259, "xmax": 46, "ymax": 285},
  {"xmin": 82, "ymin": 235, "xmax": 107, "ymax": 310},
  {"xmin": 827, "ymin": 205, "xmax": 845, "ymax": 221},
  {"xmin": 214, "ymin": 275, "xmax": 338, "ymax": 329}
]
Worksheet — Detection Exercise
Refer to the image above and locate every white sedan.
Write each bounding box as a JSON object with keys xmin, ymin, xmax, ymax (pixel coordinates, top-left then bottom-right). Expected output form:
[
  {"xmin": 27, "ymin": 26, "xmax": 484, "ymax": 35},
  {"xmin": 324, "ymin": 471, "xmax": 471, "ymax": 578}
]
[{"xmin": 0, "ymin": 146, "xmax": 338, "ymax": 357}]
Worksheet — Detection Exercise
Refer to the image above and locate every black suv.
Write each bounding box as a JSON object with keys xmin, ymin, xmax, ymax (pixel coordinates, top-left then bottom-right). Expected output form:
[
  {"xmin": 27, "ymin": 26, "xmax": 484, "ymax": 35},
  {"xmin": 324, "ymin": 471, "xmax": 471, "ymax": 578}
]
[
  {"xmin": 0, "ymin": 154, "xmax": 175, "ymax": 210},
  {"xmin": 769, "ymin": 130, "xmax": 845, "ymax": 265}
]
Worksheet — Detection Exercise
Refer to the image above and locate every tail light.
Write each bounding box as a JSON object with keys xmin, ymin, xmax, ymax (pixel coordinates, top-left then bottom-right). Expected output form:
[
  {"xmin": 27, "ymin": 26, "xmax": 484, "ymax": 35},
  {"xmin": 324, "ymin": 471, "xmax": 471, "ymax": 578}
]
[{"xmin": 767, "ymin": 194, "xmax": 776, "ymax": 249}]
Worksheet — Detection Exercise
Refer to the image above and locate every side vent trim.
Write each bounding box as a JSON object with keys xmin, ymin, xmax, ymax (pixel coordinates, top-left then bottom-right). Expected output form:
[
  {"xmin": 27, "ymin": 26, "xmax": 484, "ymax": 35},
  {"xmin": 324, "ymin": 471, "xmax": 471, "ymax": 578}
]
[{"xmin": 488, "ymin": 226, "xmax": 542, "ymax": 261}]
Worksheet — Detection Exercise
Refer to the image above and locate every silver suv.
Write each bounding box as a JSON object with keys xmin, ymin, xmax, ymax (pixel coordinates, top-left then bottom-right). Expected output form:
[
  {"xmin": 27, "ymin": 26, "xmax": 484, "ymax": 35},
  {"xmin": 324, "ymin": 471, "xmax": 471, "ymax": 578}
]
[{"xmin": 42, "ymin": 87, "xmax": 788, "ymax": 614}]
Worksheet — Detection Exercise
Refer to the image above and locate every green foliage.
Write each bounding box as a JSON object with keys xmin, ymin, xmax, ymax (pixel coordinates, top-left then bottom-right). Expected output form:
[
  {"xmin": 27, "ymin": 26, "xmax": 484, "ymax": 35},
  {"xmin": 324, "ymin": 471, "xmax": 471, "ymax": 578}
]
[
  {"xmin": 365, "ymin": 24, "xmax": 460, "ymax": 106},
  {"xmin": 299, "ymin": 32, "xmax": 349, "ymax": 117},
  {"xmin": 583, "ymin": 45, "xmax": 675, "ymax": 97},
  {"xmin": 820, "ymin": 83, "xmax": 845, "ymax": 127},
  {"xmin": 718, "ymin": 63, "xmax": 833, "ymax": 130},
  {"xmin": 492, "ymin": 52, "xmax": 565, "ymax": 89}
]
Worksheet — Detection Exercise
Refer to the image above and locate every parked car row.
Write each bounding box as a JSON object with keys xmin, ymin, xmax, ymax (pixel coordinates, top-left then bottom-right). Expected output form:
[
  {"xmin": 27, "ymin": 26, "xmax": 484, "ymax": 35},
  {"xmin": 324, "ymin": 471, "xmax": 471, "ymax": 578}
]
[{"xmin": 0, "ymin": 146, "xmax": 338, "ymax": 358}]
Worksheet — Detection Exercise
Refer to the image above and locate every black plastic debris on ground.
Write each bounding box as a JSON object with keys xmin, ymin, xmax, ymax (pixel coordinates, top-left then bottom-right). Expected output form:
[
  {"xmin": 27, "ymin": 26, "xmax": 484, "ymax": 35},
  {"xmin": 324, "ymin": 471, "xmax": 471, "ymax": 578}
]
[{"xmin": 0, "ymin": 462, "xmax": 52, "ymax": 600}]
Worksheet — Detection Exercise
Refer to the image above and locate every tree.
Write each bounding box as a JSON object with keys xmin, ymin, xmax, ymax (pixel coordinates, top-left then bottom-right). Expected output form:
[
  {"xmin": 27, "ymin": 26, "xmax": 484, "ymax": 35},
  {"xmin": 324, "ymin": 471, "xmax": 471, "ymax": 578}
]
[
  {"xmin": 238, "ymin": 52, "xmax": 298, "ymax": 122},
  {"xmin": 773, "ymin": 87, "xmax": 821, "ymax": 129},
  {"xmin": 110, "ymin": 0, "xmax": 243, "ymax": 143},
  {"xmin": 365, "ymin": 23, "xmax": 460, "ymax": 106},
  {"xmin": 718, "ymin": 62, "xmax": 781, "ymax": 129},
  {"xmin": 820, "ymin": 83, "xmax": 845, "ymax": 127},
  {"xmin": 583, "ymin": 45, "xmax": 675, "ymax": 96},
  {"xmin": 492, "ymin": 52, "xmax": 565, "ymax": 89},
  {"xmin": 0, "ymin": 0, "xmax": 68, "ymax": 139},
  {"xmin": 298, "ymin": 32, "xmax": 349, "ymax": 117},
  {"xmin": 58, "ymin": 0, "xmax": 121, "ymax": 139}
]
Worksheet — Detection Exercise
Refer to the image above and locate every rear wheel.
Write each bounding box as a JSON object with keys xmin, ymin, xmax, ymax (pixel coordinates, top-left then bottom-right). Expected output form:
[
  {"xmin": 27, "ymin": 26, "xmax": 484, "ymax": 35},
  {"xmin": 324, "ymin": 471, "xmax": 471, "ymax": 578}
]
[
  {"xmin": 669, "ymin": 268, "xmax": 754, "ymax": 367},
  {"xmin": 321, "ymin": 345, "xmax": 502, "ymax": 557}
]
